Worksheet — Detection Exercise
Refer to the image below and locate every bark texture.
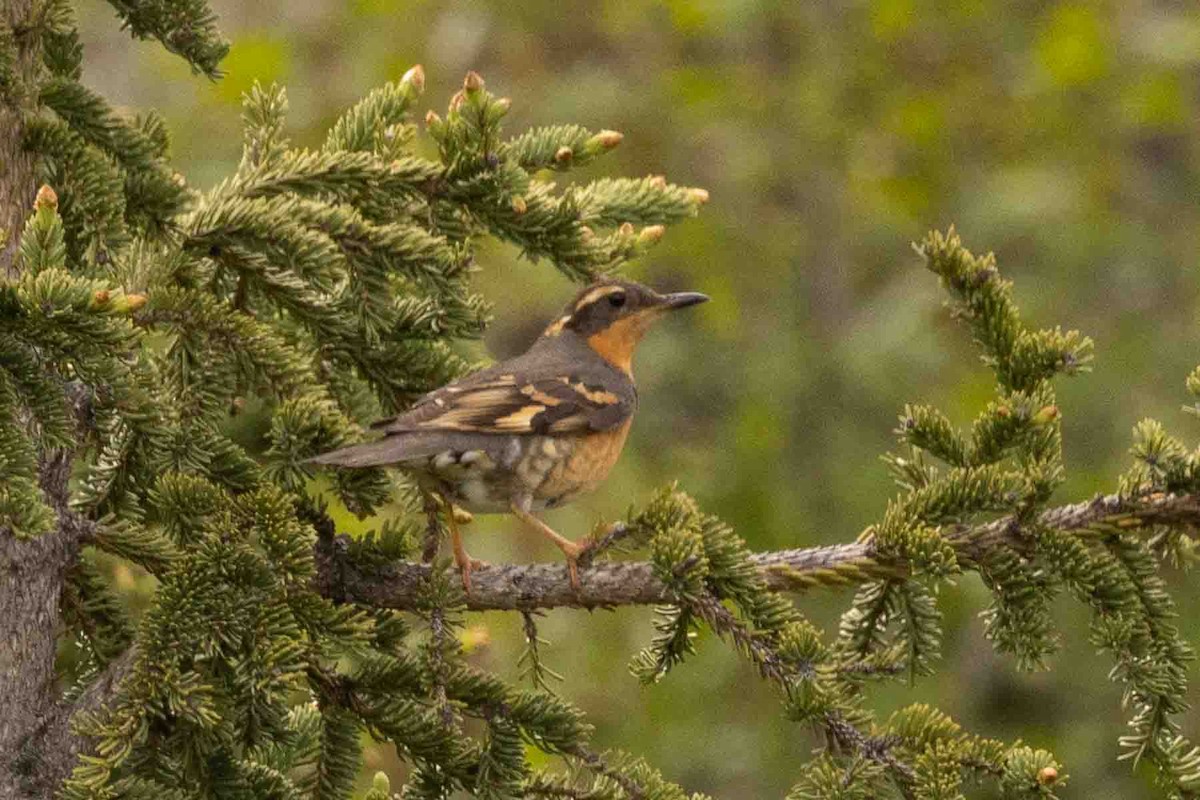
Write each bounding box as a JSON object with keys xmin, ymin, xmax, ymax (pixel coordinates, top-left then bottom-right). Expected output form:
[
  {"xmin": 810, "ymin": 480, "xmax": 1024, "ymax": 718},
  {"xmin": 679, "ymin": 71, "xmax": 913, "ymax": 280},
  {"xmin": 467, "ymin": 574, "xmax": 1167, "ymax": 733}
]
[
  {"xmin": 313, "ymin": 490, "xmax": 1200, "ymax": 612},
  {"xmin": 0, "ymin": 0, "xmax": 36, "ymax": 275},
  {"xmin": 0, "ymin": 8, "xmax": 79, "ymax": 795},
  {"xmin": 1, "ymin": 453, "xmax": 82, "ymax": 798}
]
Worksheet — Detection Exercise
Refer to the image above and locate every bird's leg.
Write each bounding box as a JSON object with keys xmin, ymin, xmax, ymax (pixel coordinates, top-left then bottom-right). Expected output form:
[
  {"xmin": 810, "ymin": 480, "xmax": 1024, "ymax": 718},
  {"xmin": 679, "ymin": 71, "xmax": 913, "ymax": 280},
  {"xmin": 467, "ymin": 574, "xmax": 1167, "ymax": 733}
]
[
  {"xmin": 509, "ymin": 500, "xmax": 590, "ymax": 590},
  {"xmin": 439, "ymin": 494, "xmax": 485, "ymax": 593}
]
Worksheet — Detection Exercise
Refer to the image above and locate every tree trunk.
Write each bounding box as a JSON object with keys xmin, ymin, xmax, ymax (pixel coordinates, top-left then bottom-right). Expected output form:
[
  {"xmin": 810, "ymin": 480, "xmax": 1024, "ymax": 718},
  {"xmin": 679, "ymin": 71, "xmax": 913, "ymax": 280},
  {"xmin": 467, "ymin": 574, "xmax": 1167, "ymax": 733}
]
[
  {"xmin": 0, "ymin": 3, "xmax": 71, "ymax": 796},
  {"xmin": 0, "ymin": 0, "xmax": 36, "ymax": 275},
  {"xmin": 0, "ymin": 455, "xmax": 82, "ymax": 798}
]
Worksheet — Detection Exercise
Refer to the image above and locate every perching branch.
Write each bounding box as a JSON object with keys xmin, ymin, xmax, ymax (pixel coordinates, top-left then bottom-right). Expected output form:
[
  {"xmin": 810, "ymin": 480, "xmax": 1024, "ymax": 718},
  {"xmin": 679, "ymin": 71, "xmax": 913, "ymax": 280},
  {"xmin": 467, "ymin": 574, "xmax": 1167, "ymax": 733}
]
[{"xmin": 313, "ymin": 490, "xmax": 1200, "ymax": 612}]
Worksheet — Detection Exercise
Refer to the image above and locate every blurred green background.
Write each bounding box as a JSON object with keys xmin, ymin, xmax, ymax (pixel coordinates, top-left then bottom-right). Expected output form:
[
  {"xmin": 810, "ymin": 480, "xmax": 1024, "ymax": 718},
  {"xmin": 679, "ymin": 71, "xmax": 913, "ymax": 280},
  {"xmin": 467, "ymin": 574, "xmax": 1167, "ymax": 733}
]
[{"xmin": 76, "ymin": 1, "xmax": 1200, "ymax": 796}]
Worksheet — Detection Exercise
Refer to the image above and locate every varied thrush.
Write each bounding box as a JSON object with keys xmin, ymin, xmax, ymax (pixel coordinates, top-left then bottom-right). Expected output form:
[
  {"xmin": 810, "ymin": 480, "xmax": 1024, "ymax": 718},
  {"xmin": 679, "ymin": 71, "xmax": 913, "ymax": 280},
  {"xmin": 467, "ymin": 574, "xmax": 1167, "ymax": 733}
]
[{"xmin": 310, "ymin": 279, "xmax": 708, "ymax": 590}]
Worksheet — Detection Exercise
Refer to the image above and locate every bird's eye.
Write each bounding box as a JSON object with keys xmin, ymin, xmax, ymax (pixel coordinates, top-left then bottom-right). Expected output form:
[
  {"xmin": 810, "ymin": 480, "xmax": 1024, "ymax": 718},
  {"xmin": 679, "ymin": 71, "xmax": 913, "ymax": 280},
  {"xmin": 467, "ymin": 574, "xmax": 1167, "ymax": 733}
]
[{"xmin": 608, "ymin": 293, "xmax": 627, "ymax": 308}]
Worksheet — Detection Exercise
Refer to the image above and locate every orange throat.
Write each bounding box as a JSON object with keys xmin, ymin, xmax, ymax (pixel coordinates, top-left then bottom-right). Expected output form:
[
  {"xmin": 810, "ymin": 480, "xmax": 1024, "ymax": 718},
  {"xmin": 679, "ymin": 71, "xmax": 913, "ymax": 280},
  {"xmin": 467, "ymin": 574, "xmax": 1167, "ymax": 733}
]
[{"xmin": 586, "ymin": 315, "xmax": 649, "ymax": 375}]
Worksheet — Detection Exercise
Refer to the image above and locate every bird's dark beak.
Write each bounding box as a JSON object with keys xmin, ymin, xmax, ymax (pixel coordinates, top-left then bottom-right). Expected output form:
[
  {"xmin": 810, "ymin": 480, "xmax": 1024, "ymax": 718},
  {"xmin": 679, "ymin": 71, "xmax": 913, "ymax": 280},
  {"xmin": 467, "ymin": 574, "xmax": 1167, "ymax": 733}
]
[{"xmin": 659, "ymin": 291, "xmax": 709, "ymax": 311}]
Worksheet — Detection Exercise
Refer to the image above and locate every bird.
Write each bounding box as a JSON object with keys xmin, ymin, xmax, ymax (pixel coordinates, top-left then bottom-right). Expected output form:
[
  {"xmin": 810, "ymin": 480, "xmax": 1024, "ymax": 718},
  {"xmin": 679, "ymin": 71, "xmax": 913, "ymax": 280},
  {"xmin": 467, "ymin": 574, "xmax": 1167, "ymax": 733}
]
[{"xmin": 308, "ymin": 278, "xmax": 708, "ymax": 591}]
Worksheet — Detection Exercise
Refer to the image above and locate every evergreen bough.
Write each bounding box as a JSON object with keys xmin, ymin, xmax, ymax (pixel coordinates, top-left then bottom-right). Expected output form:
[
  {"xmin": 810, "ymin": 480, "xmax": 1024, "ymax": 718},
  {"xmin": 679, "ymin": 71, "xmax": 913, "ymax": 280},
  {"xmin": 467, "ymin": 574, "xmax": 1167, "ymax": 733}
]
[{"xmin": 3, "ymin": 2, "xmax": 1200, "ymax": 799}]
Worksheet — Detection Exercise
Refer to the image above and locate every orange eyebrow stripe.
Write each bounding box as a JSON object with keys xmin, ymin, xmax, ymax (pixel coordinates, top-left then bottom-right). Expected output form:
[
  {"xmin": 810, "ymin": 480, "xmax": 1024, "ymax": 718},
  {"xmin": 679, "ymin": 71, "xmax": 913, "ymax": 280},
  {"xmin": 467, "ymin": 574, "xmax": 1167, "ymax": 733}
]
[{"xmin": 574, "ymin": 285, "xmax": 625, "ymax": 311}]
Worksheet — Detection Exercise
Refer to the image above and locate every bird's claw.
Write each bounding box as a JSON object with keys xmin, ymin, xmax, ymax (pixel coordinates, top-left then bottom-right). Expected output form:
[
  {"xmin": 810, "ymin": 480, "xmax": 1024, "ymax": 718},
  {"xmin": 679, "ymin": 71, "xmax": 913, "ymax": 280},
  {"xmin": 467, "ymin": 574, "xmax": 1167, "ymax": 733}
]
[
  {"xmin": 563, "ymin": 540, "xmax": 595, "ymax": 592},
  {"xmin": 456, "ymin": 557, "xmax": 490, "ymax": 594}
]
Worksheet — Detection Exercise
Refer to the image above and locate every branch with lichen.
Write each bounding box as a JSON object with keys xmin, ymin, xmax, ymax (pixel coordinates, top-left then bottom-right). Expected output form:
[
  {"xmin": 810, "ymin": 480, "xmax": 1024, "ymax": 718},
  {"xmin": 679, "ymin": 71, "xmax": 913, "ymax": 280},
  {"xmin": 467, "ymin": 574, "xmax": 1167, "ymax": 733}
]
[{"xmin": 313, "ymin": 490, "xmax": 1200, "ymax": 612}]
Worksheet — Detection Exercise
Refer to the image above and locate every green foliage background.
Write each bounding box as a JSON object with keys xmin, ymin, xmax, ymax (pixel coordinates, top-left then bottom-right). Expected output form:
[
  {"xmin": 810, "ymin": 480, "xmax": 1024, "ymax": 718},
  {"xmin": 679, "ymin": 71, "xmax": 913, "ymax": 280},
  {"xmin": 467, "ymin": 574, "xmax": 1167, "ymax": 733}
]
[{"xmin": 73, "ymin": 2, "xmax": 1200, "ymax": 797}]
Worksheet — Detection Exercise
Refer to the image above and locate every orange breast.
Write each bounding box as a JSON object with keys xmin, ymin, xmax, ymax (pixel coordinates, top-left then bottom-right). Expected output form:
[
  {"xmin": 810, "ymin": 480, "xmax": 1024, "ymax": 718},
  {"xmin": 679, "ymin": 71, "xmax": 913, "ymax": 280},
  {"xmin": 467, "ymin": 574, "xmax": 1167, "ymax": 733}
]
[{"xmin": 536, "ymin": 418, "xmax": 633, "ymax": 503}]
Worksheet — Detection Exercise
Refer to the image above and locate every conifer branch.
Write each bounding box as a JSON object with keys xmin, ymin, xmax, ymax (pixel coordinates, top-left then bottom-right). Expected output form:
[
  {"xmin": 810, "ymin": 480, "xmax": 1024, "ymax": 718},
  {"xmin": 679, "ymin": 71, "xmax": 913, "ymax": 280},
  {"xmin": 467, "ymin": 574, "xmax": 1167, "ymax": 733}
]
[{"xmin": 315, "ymin": 490, "xmax": 1200, "ymax": 611}]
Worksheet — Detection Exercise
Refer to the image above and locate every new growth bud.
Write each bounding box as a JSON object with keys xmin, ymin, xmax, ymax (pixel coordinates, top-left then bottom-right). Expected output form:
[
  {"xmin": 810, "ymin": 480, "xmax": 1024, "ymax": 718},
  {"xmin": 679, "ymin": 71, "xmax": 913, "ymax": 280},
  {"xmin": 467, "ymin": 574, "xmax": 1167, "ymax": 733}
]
[
  {"xmin": 639, "ymin": 225, "xmax": 666, "ymax": 245},
  {"xmin": 595, "ymin": 130, "xmax": 623, "ymax": 148},
  {"xmin": 1037, "ymin": 766, "xmax": 1058, "ymax": 786},
  {"xmin": 424, "ymin": 110, "xmax": 444, "ymax": 138},
  {"xmin": 90, "ymin": 289, "xmax": 111, "ymax": 311},
  {"xmin": 554, "ymin": 146, "xmax": 574, "ymax": 165},
  {"xmin": 689, "ymin": 187, "xmax": 711, "ymax": 205},
  {"xmin": 463, "ymin": 70, "xmax": 485, "ymax": 93},
  {"xmin": 510, "ymin": 195, "xmax": 527, "ymax": 216},
  {"xmin": 35, "ymin": 184, "xmax": 58, "ymax": 211},
  {"xmin": 648, "ymin": 175, "xmax": 667, "ymax": 190},
  {"xmin": 124, "ymin": 294, "xmax": 148, "ymax": 312},
  {"xmin": 618, "ymin": 222, "xmax": 634, "ymax": 237},
  {"xmin": 401, "ymin": 64, "xmax": 425, "ymax": 94},
  {"xmin": 1032, "ymin": 405, "xmax": 1060, "ymax": 425},
  {"xmin": 585, "ymin": 129, "xmax": 623, "ymax": 155}
]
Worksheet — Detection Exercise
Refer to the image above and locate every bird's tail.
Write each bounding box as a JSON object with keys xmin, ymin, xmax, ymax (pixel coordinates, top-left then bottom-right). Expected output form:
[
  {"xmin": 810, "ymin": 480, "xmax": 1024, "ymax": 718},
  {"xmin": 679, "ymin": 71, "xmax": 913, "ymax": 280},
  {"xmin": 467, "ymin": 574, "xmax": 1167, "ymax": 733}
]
[{"xmin": 306, "ymin": 434, "xmax": 444, "ymax": 469}]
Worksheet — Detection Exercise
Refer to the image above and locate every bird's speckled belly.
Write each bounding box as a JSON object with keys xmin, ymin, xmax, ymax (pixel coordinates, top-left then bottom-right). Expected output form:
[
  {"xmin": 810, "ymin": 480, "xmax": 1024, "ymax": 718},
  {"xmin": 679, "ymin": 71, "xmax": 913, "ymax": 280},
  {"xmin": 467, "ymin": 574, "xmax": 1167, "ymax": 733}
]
[
  {"xmin": 416, "ymin": 421, "xmax": 632, "ymax": 514},
  {"xmin": 532, "ymin": 419, "xmax": 632, "ymax": 509}
]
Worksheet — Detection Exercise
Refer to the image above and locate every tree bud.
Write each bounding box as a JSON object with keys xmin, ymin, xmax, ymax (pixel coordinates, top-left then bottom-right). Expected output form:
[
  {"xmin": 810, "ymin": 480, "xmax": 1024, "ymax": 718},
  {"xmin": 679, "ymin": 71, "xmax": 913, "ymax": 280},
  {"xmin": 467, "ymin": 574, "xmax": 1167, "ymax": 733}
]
[
  {"xmin": 585, "ymin": 130, "xmax": 623, "ymax": 154},
  {"xmin": 35, "ymin": 184, "xmax": 58, "ymax": 211},
  {"xmin": 639, "ymin": 225, "xmax": 665, "ymax": 245},
  {"xmin": 554, "ymin": 146, "xmax": 573, "ymax": 165},
  {"xmin": 401, "ymin": 64, "xmax": 425, "ymax": 93},
  {"xmin": 463, "ymin": 70, "xmax": 485, "ymax": 93},
  {"xmin": 1032, "ymin": 405, "xmax": 1060, "ymax": 425}
]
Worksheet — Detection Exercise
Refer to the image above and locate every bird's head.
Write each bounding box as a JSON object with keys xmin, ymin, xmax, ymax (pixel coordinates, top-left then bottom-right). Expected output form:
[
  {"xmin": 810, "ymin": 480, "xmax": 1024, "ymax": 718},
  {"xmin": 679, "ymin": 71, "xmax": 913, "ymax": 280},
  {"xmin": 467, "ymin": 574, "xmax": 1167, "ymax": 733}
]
[{"xmin": 541, "ymin": 279, "xmax": 708, "ymax": 373}]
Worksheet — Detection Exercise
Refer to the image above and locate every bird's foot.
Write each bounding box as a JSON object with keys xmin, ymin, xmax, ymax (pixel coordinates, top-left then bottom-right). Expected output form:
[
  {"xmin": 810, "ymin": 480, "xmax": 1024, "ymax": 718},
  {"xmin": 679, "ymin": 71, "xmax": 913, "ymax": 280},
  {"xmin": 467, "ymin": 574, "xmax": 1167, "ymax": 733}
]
[
  {"xmin": 560, "ymin": 540, "xmax": 591, "ymax": 592},
  {"xmin": 454, "ymin": 554, "xmax": 491, "ymax": 594}
]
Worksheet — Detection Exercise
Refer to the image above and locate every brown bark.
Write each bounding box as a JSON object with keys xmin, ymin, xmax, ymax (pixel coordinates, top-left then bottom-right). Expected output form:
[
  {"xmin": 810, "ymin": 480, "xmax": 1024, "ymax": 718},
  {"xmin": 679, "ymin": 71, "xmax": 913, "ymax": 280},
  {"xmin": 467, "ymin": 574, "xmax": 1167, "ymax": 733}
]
[
  {"xmin": 313, "ymin": 490, "xmax": 1200, "ymax": 612},
  {"xmin": 22, "ymin": 648, "xmax": 137, "ymax": 796},
  {"xmin": 1, "ymin": 453, "xmax": 82, "ymax": 798},
  {"xmin": 0, "ymin": 0, "xmax": 37, "ymax": 276},
  {"xmin": 0, "ymin": 1, "xmax": 83, "ymax": 782},
  {"xmin": 0, "ymin": 389, "xmax": 110, "ymax": 799}
]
